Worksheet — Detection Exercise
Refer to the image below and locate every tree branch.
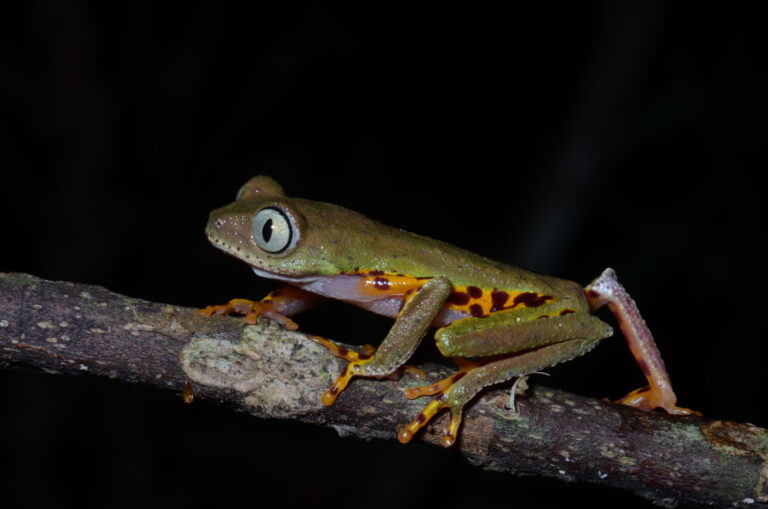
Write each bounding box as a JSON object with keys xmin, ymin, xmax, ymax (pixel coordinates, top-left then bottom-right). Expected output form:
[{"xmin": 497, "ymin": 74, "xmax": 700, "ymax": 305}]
[{"xmin": 1, "ymin": 272, "xmax": 766, "ymax": 506}]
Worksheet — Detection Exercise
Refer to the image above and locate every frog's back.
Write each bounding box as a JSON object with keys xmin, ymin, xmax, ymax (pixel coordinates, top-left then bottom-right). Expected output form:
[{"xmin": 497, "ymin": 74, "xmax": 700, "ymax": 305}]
[
  {"xmin": 379, "ymin": 226, "xmax": 582, "ymax": 299},
  {"xmin": 299, "ymin": 197, "xmax": 583, "ymax": 300}
]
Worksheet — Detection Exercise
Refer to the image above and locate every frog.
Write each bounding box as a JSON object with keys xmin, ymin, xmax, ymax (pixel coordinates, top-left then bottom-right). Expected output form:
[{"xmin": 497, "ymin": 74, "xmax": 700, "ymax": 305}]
[{"xmin": 197, "ymin": 176, "xmax": 695, "ymax": 447}]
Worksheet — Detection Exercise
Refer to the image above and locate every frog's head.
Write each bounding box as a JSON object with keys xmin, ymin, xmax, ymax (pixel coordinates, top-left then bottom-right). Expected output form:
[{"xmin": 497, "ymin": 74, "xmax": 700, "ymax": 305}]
[{"xmin": 205, "ymin": 175, "xmax": 345, "ymax": 279}]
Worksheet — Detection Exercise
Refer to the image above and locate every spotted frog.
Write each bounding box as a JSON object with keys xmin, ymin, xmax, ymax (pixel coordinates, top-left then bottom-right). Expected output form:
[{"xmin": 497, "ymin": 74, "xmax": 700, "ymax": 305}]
[{"xmin": 198, "ymin": 176, "xmax": 695, "ymax": 446}]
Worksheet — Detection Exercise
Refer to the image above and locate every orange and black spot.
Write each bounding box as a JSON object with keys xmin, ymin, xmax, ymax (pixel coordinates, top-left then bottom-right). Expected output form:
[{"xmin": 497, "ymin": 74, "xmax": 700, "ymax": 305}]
[
  {"xmin": 513, "ymin": 292, "xmax": 554, "ymax": 308},
  {"xmin": 445, "ymin": 285, "xmax": 557, "ymax": 319},
  {"xmin": 447, "ymin": 291, "xmax": 470, "ymax": 306},
  {"xmin": 356, "ymin": 270, "xmax": 426, "ymax": 298},
  {"xmin": 467, "ymin": 286, "xmax": 483, "ymax": 299},
  {"xmin": 490, "ymin": 290, "xmax": 509, "ymax": 312},
  {"xmin": 372, "ymin": 277, "xmax": 391, "ymax": 290}
]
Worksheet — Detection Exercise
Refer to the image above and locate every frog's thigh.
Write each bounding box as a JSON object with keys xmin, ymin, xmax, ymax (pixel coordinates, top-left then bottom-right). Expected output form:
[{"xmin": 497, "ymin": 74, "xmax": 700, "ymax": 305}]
[
  {"xmin": 435, "ymin": 308, "xmax": 612, "ymax": 358},
  {"xmin": 361, "ymin": 276, "xmax": 452, "ymax": 377},
  {"xmin": 448, "ymin": 338, "xmax": 602, "ymax": 406},
  {"xmin": 401, "ymin": 338, "xmax": 602, "ymax": 446}
]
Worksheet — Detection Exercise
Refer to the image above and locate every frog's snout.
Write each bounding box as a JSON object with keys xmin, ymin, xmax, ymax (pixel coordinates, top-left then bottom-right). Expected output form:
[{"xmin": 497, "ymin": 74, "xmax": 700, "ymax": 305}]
[{"xmin": 204, "ymin": 208, "xmax": 252, "ymax": 256}]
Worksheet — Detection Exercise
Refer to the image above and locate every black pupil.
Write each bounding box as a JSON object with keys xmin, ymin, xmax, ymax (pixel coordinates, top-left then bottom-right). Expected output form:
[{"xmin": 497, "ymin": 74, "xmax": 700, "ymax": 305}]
[{"xmin": 262, "ymin": 218, "xmax": 273, "ymax": 242}]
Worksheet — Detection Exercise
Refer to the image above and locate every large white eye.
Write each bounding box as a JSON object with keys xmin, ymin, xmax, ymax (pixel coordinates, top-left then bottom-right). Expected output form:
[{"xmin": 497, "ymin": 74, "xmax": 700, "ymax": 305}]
[{"xmin": 252, "ymin": 207, "xmax": 294, "ymax": 254}]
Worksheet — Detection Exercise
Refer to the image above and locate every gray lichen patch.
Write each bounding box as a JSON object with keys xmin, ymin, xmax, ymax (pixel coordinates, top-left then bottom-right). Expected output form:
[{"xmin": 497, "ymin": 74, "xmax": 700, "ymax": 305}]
[{"xmin": 180, "ymin": 319, "xmax": 341, "ymax": 419}]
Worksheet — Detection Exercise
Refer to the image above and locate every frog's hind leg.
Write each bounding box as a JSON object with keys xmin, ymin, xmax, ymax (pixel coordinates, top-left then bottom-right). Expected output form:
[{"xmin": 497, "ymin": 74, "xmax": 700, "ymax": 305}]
[
  {"xmin": 403, "ymin": 357, "xmax": 480, "ymax": 399},
  {"xmin": 398, "ymin": 338, "xmax": 601, "ymax": 447},
  {"xmin": 585, "ymin": 268, "xmax": 698, "ymax": 415}
]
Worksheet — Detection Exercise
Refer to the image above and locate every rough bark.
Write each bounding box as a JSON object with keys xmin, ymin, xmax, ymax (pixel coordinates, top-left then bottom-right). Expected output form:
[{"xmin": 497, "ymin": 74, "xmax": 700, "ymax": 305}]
[{"xmin": 0, "ymin": 272, "xmax": 766, "ymax": 506}]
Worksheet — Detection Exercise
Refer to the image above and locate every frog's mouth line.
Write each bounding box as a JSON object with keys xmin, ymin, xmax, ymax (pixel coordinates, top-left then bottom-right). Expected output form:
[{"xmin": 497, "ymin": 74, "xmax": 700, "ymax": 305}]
[{"xmin": 206, "ymin": 229, "xmax": 319, "ymax": 284}]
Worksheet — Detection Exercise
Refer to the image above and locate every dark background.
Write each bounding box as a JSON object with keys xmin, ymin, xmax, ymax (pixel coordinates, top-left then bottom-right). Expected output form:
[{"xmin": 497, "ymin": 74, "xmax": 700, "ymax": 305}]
[{"xmin": 1, "ymin": 2, "xmax": 765, "ymax": 507}]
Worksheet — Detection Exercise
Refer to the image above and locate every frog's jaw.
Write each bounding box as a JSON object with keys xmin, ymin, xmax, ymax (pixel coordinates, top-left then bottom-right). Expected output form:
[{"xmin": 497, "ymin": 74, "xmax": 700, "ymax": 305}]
[
  {"xmin": 250, "ymin": 267, "xmax": 320, "ymax": 285},
  {"xmin": 205, "ymin": 210, "xmax": 308, "ymax": 278}
]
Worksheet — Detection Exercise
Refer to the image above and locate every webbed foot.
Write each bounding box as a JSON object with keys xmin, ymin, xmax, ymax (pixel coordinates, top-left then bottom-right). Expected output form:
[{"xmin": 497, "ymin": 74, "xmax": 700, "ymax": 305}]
[
  {"xmin": 616, "ymin": 386, "xmax": 700, "ymax": 415},
  {"xmin": 398, "ymin": 393, "xmax": 463, "ymax": 447},
  {"xmin": 196, "ymin": 298, "xmax": 298, "ymax": 330}
]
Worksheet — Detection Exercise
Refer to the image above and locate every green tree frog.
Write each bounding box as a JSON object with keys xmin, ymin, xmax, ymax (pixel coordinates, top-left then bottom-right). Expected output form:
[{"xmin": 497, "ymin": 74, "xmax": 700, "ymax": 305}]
[{"xmin": 198, "ymin": 176, "xmax": 695, "ymax": 447}]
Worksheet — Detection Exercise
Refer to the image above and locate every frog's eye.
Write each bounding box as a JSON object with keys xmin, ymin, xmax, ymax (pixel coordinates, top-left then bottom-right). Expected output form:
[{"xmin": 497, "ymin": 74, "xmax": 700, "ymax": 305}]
[{"xmin": 252, "ymin": 206, "xmax": 295, "ymax": 254}]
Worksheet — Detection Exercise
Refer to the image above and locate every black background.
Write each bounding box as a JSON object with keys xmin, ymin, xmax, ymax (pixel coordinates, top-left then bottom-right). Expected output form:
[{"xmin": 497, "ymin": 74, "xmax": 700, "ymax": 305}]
[{"xmin": 1, "ymin": 2, "xmax": 765, "ymax": 508}]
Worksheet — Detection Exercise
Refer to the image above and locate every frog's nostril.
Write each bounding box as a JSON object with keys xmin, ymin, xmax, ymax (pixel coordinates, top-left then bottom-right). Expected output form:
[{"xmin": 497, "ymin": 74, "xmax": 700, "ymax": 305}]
[{"xmin": 214, "ymin": 218, "xmax": 225, "ymax": 228}]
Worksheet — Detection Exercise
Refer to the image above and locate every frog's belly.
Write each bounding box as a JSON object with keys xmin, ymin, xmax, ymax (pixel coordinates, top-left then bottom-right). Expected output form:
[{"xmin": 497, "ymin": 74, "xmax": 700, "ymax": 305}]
[
  {"xmin": 289, "ymin": 273, "xmax": 468, "ymax": 327},
  {"xmin": 345, "ymin": 297, "xmax": 468, "ymax": 327}
]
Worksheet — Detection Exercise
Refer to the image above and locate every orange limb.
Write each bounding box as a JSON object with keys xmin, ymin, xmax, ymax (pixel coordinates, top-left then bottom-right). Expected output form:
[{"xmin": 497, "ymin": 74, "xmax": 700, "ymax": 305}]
[
  {"xmin": 308, "ymin": 335, "xmax": 375, "ymax": 362},
  {"xmin": 196, "ymin": 298, "xmax": 298, "ymax": 330},
  {"xmin": 320, "ymin": 359, "xmax": 373, "ymax": 406},
  {"xmin": 615, "ymin": 386, "xmax": 699, "ymax": 415},
  {"xmin": 307, "ymin": 335, "xmax": 375, "ymax": 406},
  {"xmin": 404, "ymin": 367, "xmax": 471, "ymax": 399},
  {"xmin": 397, "ymin": 395, "xmax": 462, "ymax": 447},
  {"xmin": 182, "ymin": 379, "xmax": 194, "ymax": 404},
  {"xmin": 399, "ymin": 358, "xmax": 481, "ymax": 446}
]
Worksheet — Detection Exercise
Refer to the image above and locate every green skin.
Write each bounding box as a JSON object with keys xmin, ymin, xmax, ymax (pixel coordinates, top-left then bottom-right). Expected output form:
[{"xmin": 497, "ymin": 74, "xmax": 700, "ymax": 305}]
[{"xmin": 205, "ymin": 176, "xmax": 614, "ymax": 443}]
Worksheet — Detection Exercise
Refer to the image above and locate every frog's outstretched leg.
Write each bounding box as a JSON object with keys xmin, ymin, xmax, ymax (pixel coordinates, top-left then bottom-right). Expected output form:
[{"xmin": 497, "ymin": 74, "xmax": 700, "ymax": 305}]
[
  {"xmin": 321, "ymin": 277, "xmax": 452, "ymax": 406},
  {"xmin": 585, "ymin": 268, "xmax": 698, "ymax": 415},
  {"xmin": 196, "ymin": 285, "xmax": 325, "ymax": 329},
  {"xmin": 399, "ymin": 339, "xmax": 602, "ymax": 447}
]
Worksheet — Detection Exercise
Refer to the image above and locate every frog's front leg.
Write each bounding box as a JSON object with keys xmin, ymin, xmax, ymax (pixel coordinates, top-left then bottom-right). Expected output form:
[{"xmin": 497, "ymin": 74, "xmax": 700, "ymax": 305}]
[
  {"xmin": 320, "ymin": 276, "xmax": 452, "ymax": 406},
  {"xmin": 196, "ymin": 285, "xmax": 325, "ymax": 329},
  {"xmin": 585, "ymin": 268, "xmax": 697, "ymax": 415}
]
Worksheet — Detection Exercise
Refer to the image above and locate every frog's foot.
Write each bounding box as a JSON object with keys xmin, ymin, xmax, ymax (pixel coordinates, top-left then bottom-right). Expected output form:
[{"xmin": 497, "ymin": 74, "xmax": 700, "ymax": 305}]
[
  {"xmin": 196, "ymin": 298, "xmax": 298, "ymax": 330},
  {"xmin": 320, "ymin": 356, "xmax": 375, "ymax": 406},
  {"xmin": 386, "ymin": 365, "xmax": 427, "ymax": 381},
  {"xmin": 398, "ymin": 394, "xmax": 463, "ymax": 447},
  {"xmin": 403, "ymin": 357, "xmax": 481, "ymax": 399},
  {"xmin": 312, "ymin": 338, "xmax": 425, "ymax": 404},
  {"xmin": 404, "ymin": 370, "xmax": 469, "ymax": 399},
  {"xmin": 182, "ymin": 379, "xmax": 194, "ymax": 404},
  {"xmin": 308, "ymin": 337, "xmax": 374, "ymax": 405},
  {"xmin": 308, "ymin": 335, "xmax": 375, "ymax": 362},
  {"xmin": 616, "ymin": 386, "xmax": 701, "ymax": 416}
]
